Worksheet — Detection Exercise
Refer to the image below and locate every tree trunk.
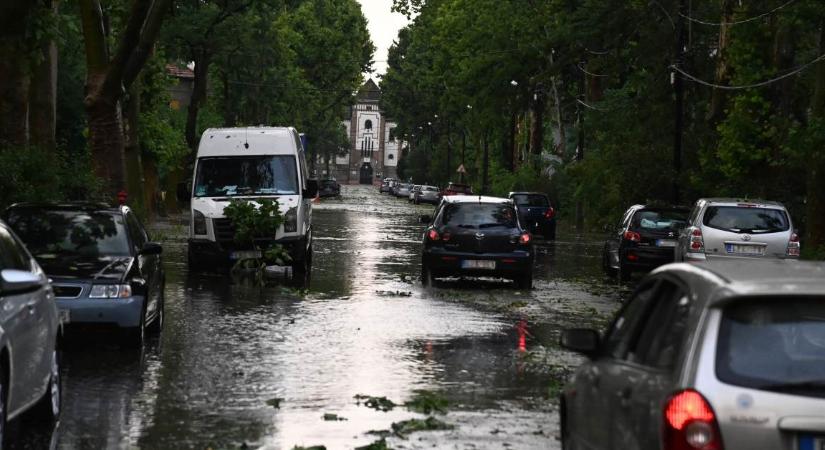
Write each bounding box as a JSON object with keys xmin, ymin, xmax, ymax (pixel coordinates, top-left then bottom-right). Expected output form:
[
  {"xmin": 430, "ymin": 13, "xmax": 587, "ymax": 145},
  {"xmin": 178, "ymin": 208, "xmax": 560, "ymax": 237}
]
[
  {"xmin": 186, "ymin": 51, "xmax": 211, "ymax": 151},
  {"xmin": 708, "ymin": 0, "xmax": 735, "ymax": 124},
  {"xmin": 124, "ymin": 81, "xmax": 145, "ymax": 213},
  {"xmin": 504, "ymin": 112, "xmax": 515, "ymax": 171},
  {"xmin": 529, "ymin": 87, "xmax": 545, "ymax": 167},
  {"xmin": 0, "ymin": 40, "xmax": 30, "ymax": 148},
  {"xmin": 29, "ymin": 13, "xmax": 58, "ymax": 152},
  {"xmin": 87, "ymin": 95, "xmax": 126, "ymax": 197},
  {"xmin": 806, "ymin": 23, "xmax": 825, "ymax": 255}
]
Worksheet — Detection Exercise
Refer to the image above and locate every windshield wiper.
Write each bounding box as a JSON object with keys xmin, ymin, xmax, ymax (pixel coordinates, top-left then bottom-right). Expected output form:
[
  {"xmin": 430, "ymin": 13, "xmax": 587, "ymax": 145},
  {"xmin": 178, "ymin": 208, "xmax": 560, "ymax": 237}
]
[
  {"xmin": 756, "ymin": 380, "xmax": 825, "ymax": 392},
  {"xmin": 479, "ymin": 223, "xmax": 506, "ymax": 228}
]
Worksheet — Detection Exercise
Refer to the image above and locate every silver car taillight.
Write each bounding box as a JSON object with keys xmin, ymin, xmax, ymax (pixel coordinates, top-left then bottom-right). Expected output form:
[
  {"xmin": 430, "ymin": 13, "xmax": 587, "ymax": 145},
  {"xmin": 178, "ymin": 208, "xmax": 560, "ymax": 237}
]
[
  {"xmin": 787, "ymin": 233, "xmax": 801, "ymax": 257},
  {"xmin": 689, "ymin": 228, "xmax": 705, "ymax": 253},
  {"xmin": 663, "ymin": 389, "xmax": 724, "ymax": 450}
]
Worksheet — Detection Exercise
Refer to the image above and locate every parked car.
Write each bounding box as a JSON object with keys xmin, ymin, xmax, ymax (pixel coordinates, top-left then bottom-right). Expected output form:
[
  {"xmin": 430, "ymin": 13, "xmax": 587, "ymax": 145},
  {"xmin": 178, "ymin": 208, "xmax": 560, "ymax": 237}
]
[
  {"xmin": 560, "ymin": 259, "xmax": 825, "ymax": 450},
  {"xmin": 0, "ymin": 219, "xmax": 62, "ymax": 431},
  {"xmin": 675, "ymin": 198, "xmax": 799, "ymax": 262},
  {"xmin": 380, "ymin": 178, "xmax": 396, "ymax": 194},
  {"xmin": 442, "ymin": 182, "xmax": 473, "ymax": 196},
  {"xmin": 508, "ymin": 192, "xmax": 557, "ymax": 240},
  {"xmin": 408, "ymin": 185, "xmax": 422, "ymax": 202},
  {"xmin": 415, "ymin": 185, "xmax": 441, "ymax": 204},
  {"xmin": 5, "ymin": 203, "xmax": 165, "ymax": 347},
  {"xmin": 602, "ymin": 204, "xmax": 689, "ymax": 281},
  {"xmin": 420, "ymin": 196, "xmax": 534, "ymax": 288},
  {"xmin": 318, "ymin": 178, "xmax": 341, "ymax": 197},
  {"xmin": 395, "ymin": 183, "xmax": 412, "ymax": 198},
  {"xmin": 187, "ymin": 127, "xmax": 317, "ymax": 281}
]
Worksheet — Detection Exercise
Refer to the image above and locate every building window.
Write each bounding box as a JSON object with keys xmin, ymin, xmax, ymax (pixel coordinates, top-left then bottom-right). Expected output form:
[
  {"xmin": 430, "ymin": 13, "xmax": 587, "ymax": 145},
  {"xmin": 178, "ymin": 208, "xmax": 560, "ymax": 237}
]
[
  {"xmin": 365, "ymin": 119, "xmax": 373, "ymax": 130},
  {"xmin": 388, "ymin": 127, "xmax": 396, "ymax": 142},
  {"xmin": 366, "ymin": 106, "xmax": 373, "ymax": 111}
]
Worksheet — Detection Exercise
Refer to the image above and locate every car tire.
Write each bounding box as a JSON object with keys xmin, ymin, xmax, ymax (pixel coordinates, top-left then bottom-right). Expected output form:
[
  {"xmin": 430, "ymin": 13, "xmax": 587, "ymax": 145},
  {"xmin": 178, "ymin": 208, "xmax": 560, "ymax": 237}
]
[
  {"xmin": 603, "ymin": 252, "xmax": 617, "ymax": 278},
  {"xmin": 32, "ymin": 348, "xmax": 61, "ymax": 422},
  {"xmin": 291, "ymin": 245, "xmax": 312, "ymax": 288},
  {"xmin": 421, "ymin": 263, "xmax": 434, "ymax": 287},
  {"xmin": 0, "ymin": 362, "xmax": 7, "ymax": 447},
  {"xmin": 147, "ymin": 287, "xmax": 164, "ymax": 334},
  {"xmin": 515, "ymin": 271, "xmax": 533, "ymax": 290}
]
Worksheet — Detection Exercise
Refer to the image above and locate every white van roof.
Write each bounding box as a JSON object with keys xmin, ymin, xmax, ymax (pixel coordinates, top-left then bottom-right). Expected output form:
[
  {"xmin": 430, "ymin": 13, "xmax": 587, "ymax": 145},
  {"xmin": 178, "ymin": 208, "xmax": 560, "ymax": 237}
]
[{"xmin": 197, "ymin": 127, "xmax": 299, "ymax": 158}]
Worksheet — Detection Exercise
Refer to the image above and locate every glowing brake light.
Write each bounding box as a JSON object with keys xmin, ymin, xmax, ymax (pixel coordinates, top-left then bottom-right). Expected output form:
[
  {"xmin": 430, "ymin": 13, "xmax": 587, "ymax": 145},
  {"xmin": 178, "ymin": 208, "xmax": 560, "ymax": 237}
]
[
  {"xmin": 519, "ymin": 233, "xmax": 532, "ymax": 245},
  {"xmin": 787, "ymin": 233, "xmax": 800, "ymax": 257},
  {"xmin": 663, "ymin": 390, "xmax": 723, "ymax": 450},
  {"xmin": 623, "ymin": 230, "xmax": 641, "ymax": 242},
  {"xmin": 427, "ymin": 229, "xmax": 440, "ymax": 241},
  {"xmin": 544, "ymin": 208, "xmax": 556, "ymax": 219}
]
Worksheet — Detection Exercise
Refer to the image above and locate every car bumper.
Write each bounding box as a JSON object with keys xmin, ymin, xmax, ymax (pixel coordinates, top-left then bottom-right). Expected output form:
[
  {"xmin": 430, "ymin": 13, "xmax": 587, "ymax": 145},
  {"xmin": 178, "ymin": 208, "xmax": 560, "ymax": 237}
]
[
  {"xmin": 423, "ymin": 249, "xmax": 533, "ymax": 277},
  {"xmin": 189, "ymin": 235, "xmax": 309, "ymax": 265},
  {"xmin": 621, "ymin": 246, "xmax": 676, "ymax": 270},
  {"xmin": 57, "ymin": 296, "xmax": 145, "ymax": 328}
]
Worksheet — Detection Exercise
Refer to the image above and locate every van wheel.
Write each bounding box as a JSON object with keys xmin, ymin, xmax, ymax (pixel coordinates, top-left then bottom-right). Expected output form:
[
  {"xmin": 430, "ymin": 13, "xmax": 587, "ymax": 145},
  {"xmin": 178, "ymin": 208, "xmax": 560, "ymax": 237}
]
[
  {"xmin": 33, "ymin": 349, "xmax": 61, "ymax": 421},
  {"xmin": 291, "ymin": 246, "xmax": 312, "ymax": 288}
]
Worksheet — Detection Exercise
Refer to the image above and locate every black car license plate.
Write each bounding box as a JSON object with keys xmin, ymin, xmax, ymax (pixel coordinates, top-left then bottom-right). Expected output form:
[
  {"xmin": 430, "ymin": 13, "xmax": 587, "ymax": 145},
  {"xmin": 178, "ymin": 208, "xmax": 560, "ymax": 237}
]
[{"xmin": 461, "ymin": 260, "xmax": 496, "ymax": 270}]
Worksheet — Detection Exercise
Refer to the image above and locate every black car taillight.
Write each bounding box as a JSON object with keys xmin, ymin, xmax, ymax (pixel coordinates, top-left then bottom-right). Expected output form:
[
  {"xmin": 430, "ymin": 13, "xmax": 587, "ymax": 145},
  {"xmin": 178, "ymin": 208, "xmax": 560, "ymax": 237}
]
[
  {"xmin": 623, "ymin": 230, "xmax": 641, "ymax": 242},
  {"xmin": 427, "ymin": 229, "xmax": 440, "ymax": 241},
  {"xmin": 544, "ymin": 208, "xmax": 556, "ymax": 219},
  {"xmin": 663, "ymin": 389, "xmax": 724, "ymax": 450},
  {"xmin": 519, "ymin": 232, "xmax": 532, "ymax": 245}
]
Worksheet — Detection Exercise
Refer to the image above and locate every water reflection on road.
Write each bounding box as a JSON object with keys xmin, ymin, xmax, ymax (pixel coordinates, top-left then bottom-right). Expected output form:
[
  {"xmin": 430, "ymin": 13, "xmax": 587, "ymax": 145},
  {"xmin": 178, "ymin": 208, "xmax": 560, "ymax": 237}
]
[{"xmin": 10, "ymin": 185, "xmax": 624, "ymax": 450}]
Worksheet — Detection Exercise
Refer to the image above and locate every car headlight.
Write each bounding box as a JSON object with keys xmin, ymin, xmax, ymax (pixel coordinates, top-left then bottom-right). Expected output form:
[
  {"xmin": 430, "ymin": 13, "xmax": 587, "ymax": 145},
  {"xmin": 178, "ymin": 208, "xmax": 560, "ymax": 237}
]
[
  {"xmin": 193, "ymin": 209, "xmax": 207, "ymax": 235},
  {"xmin": 284, "ymin": 207, "xmax": 298, "ymax": 233},
  {"xmin": 89, "ymin": 284, "xmax": 133, "ymax": 299}
]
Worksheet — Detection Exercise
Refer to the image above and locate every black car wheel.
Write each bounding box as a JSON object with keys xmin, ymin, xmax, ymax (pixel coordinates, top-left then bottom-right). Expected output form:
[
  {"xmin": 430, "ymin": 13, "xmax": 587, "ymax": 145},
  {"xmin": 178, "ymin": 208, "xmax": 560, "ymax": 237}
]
[
  {"xmin": 421, "ymin": 263, "xmax": 434, "ymax": 287},
  {"xmin": 602, "ymin": 251, "xmax": 618, "ymax": 278},
  {"xmin": 0, "ymin": 362, "xmax": 6, "ymax": 447},
  {"xmin": 619, "ymin": 259, "xmax": 632, "ymax": 282},
  {"xmin": 123, "ymin": 313, "xmax": 146, "ymax": 348},
  {"xmin": 33, "ymin": 348, "xmax": 61, "ymax": 421},
  {"xmin": 147, "ymin": 286, "xmax": 164, "ymax": 334}
]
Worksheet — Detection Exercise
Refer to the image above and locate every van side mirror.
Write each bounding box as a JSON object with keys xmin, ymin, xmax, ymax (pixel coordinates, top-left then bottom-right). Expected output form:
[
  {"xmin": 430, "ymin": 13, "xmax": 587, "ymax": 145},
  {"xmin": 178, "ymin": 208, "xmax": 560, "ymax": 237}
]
[
  {"xmin": 0, "ymin": 269, "xmax": 43, "ymax": 295},
  {"xmin": 560, "ymin": 328, "xmax": 600, "ymax": 357},
  {"xmin": 304, "ymin": 179, "xmax": 319, "ymax": 198}
]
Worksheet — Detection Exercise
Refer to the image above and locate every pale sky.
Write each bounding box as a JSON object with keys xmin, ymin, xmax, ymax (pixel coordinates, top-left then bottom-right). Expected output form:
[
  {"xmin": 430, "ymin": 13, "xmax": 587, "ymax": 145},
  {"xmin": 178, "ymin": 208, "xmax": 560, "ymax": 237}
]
[{"xmin": 356, "ymin": 0, "xmax": 410, "ymax": 78}]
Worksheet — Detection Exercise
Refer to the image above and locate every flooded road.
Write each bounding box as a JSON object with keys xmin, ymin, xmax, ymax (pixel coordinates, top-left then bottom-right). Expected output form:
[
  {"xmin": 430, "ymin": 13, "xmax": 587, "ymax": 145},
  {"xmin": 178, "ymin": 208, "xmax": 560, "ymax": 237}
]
[{"xmin": 10, "ymin": 185, "xmax": 626, "ymax": 450}]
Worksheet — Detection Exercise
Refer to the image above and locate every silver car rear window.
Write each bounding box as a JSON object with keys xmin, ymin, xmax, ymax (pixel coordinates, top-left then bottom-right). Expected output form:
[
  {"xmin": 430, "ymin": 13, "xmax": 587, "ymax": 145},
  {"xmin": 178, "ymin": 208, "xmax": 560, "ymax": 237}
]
[
  {"xmin": 716, "ymin": 298, "xmax": 825, "ymax": 398},
  {"xmin": 703, "ymin": 206, "xmax": 789, "ymax": 234}
]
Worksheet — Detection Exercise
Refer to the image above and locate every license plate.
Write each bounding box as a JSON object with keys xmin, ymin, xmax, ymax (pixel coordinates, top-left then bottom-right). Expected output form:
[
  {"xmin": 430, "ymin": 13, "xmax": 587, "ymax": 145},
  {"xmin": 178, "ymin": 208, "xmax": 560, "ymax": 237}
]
[
  {"xmin": 656, "ymin": 239, "xmax": 677, "ymax": 248},
  {"xmin": 725, "ymin": 243, "xmax": 765, "ymax": 255},
  {"xmin": 798, "ymin": 435, "xmax": 825, "ymax": 450},
  {"xmin": 461, "ymin": 260, "xmax": 496, "ymax": 270},
  {"xmin": 230, "ymin": 250, "xmax": 262, "ymax": 260},
  {"xmin": 59, "ymin": 309, "xmax": 70, "ymax": 324}
]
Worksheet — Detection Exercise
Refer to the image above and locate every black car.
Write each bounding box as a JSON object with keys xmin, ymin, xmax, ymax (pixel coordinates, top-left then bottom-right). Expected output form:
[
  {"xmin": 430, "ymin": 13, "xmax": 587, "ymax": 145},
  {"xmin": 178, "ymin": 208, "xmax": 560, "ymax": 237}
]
[
  {"xmin": 602, "ymin": 204, "xmax": 689, "ymax": 281},
  {"xmin": 420, "ymin": 196, "xmax": 534, "ymax": 289},
  {"xmin": 508, "ymin": 191, "xmax": 557, "ymax": 240},
  {"xmin": 4, "ymin": 203, "xmax": 165, "ymax": 347},
  {"xmin": 318, "ymin": 178, "xmax": 341, "ymax": 197}
]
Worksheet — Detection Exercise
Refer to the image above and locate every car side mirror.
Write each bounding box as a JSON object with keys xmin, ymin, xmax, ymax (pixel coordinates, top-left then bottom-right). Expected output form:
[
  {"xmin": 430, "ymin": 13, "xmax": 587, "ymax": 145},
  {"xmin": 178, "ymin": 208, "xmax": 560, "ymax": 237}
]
[
  {"xmin": 560, "ymin": 328, "xmax": 600, "ymax": 356},
  {"xmin": 419, "ymin": 215, "xmax": 432, "ymax": 224},
  {"xmin": 139, "ymin": 242, "xmax": 163, "ymax": 256},
  {"xmin": 0, "ymin": 269, "xmax": 43, "ymax": 295},
  {"xmin": 304, "ymin": 179, "xmax": 319, "ymax": 198}
]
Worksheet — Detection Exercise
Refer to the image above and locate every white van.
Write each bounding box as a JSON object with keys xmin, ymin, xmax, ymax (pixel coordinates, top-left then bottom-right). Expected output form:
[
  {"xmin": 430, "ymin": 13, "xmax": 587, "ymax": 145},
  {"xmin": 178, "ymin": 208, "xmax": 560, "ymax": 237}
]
[{"xmin": 187, "ymin": 127, "xmax": 317, "ymax": 278}]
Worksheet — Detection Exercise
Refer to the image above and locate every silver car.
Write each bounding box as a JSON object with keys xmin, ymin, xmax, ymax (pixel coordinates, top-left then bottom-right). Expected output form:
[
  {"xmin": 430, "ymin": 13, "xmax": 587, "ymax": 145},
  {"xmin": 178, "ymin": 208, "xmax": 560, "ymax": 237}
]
[
  {"xmin": 415, "ymin": 185, "xmax": 441, "ymax": 204},
  {"xmin": 560, "ymin": 259, "xmax": 825, "ymax": 450},
  {"xmin": 408, "ymin": 184, "xmax": 422, "ymax": 202},
  {"xmin": 0, "ymin": 220, "xmax": 62, "ymax": 438},
  {"xmin": 675, "ymin": 198, "xmax": 799, "ymax": 261},
  {"xmin": 395, "ymin": 183, "xmax": 412, "ymax": 198}
]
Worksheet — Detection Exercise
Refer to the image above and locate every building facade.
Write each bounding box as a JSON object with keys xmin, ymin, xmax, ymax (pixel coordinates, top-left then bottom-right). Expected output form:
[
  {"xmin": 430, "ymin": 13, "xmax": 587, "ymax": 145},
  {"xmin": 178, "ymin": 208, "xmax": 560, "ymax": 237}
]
[{"xmin": 334, "ymin": 79, "xmax": 401, "ymax": 184}]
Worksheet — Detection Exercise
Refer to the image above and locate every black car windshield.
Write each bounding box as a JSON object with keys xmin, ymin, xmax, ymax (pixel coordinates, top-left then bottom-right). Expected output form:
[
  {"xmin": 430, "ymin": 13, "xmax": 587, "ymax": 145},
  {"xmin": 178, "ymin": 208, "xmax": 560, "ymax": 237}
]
[
  {"xmin": 442, "ymin": 203, "xmax": 517, "ymax": 228},
  {"xmin": 703, "ymin": 206, "xmax": 789, "ymax": 233},
  {"xmin": 716, "ymin": 298, "xmax": 825, "ymax": 397},
  {"xmin": 7, "ymin": 209, "xmax": 130, "ymax": 257},
  {"xmin": 194, "ymin": 156, "xmax": 298, "ymax": 197},
  {"xmin": 512, "ymin": 194, "xmax": 549, "ymax": 207},
  {"xmin": 632, "ymin": 209, "xmax": 688, "ymax": 231}
]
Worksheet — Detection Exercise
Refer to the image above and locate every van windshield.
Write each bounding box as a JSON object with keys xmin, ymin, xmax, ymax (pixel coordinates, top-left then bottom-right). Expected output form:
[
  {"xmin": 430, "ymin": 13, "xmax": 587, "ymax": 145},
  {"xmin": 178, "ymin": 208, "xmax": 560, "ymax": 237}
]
[{"xmin": 194, "ymin": 156, "xmax": 298, "ymax": 197}]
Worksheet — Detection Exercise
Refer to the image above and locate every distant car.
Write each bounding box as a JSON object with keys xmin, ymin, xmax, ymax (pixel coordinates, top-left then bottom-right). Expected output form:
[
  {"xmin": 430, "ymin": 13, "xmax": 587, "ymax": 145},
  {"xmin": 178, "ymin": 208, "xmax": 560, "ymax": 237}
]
[
  {"xmin": 442, "ymin": 182, "xmax": 473, "ymax": 196},
  {"xmin": 420, "ymin": 196, "xmax": 534, "ymax": 288},
  {"xmin": 0, "ymin": 219, "xmax": 62, "ymax": 430},
  {"xmin": 318, "ymin": 178, "xmax": 341, "ymax": 197},
  {"xmin": 675, "ymin": 198, "xmax": 799, "ymax": 262},
  {"xmin": 395, "ymin": 183, "xmax": 412, "ymax": 198},
  {"xmin": 5, "ymin": 203, "xmax": 165, "ymax": 347},
  {"xmin": 508, "ymin": 192, "xmax": 557, "ymax": 240},
  {"xmin": 408, "ymin": 185, "xmax": 422, "ymax": 202},
  {"xmin": 380, "ymin": 178, "xmax": 395, "ymax": 194},
  {"xmin": 560, "ymin": 259, "xmax": 825, "ymax": 450},
  {"xmin": 602, "ymin": 204, "xmax": 689, "ymax": 281},
  {"xmin": 415, "ymin": 185, "xmax": 441, "ymax": 204}
]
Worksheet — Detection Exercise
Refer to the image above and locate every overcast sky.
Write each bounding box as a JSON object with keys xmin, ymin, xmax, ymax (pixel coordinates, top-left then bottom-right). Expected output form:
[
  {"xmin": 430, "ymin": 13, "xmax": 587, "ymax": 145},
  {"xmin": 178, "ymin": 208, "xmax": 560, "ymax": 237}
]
[{"xmin": 355, "ymin": 0, "xmax": 410, "ymax": 79}]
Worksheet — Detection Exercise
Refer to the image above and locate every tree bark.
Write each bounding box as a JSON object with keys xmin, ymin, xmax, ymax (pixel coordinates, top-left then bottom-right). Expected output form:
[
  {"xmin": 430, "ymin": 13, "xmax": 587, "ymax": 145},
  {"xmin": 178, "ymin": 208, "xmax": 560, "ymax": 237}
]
[
  {"xmin": 186, "ymin": 51, "xmax": 211, "ymax": 150},
  {"xmin": 29, "ymin": 2, "xmax": 59, "ymax": 152},
  {"xmin": 124, "ymin": 81, "xmax": 145, "ymax": 214},
  {"xmin": 708, "ymin": 0, "xmax": 735, "ymax": 124},
  {"xmin": 0, "ymin": 40, "xmax": 30, "ymax": 148},
  {"xmin": 529, "ymin": 86, "xmax": 546, "ymax": 167},
  {"xmin": 806, "ymin": 23, "xmax": 825, "ymax": 255}
]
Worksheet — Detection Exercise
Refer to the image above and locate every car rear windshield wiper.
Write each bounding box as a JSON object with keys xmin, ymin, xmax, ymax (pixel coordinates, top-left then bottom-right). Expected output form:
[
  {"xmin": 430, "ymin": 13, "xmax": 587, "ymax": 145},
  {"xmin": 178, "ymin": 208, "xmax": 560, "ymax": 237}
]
[
  {"xmin": 479, "ymin": 223, "xmax": 507, "ymax": 228},
  {"xmin": 756, "ymin": 380, "xmax": 825, "ymax": 393},
  {"xmin": 456, "ymin": 224, "xmax": 477, "ymax": 229}
]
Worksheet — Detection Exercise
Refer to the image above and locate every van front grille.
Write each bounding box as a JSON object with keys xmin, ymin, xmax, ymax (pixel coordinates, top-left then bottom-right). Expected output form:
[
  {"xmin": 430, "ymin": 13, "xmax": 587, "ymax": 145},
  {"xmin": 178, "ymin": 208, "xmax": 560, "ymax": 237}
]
[{"xmin": 213, "ymin": 218, "xmax": 236, "ymax": 242}]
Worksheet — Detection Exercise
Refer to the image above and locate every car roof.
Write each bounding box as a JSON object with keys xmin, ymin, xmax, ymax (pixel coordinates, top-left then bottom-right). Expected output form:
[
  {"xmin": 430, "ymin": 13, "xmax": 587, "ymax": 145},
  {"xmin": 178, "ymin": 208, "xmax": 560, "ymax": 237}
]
[
  {"xmin": 7, "ymin": 202, "xmax": 125, "ymax": 214},
  {"xmin": 441, "ymin": 195, "xmax": 512, "ymax": 205},
  {"xmin": 651, "ymin": 260, "xmax": 825, "ymax": 304},
  {"xmin": 698, "ymin": 198, "xmax": 786, "ymax": 208}
]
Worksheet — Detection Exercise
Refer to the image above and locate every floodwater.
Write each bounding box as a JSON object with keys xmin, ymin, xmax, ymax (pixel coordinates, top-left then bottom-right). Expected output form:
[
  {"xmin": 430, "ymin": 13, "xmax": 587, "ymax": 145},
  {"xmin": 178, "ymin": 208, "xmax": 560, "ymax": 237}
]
[{"xmin": 9, "ymin": 185, "xmax": 626, "ymax": 450}]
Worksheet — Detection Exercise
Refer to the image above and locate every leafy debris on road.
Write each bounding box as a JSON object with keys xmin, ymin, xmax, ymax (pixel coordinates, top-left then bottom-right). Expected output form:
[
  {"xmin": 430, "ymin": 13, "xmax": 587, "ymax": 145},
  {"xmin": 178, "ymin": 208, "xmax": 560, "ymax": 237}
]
[
  {"xmin": 375, "ymin": 290, "xmax": 413, "ymax": 297},
  {"xmin": 391, "ymin": 417, "xmax": 454, "ymax": 438},
  {"xmin": 322, "ymin": 413, "xmax": 347, "ymax": 421},
  {"xmin": 354, "ymin": 394, "xmax": 396, "ymax": 412},
  {"xmin": 404, "ymin": 390, "xmax": 449, "ymax": 415},
  {"xmin": 266, "ymin": 398, "xmax": 283, "ymax": 408},
  {"xmin": 354, "ymin": 438, "xmax": 392, "ymax": 450}
]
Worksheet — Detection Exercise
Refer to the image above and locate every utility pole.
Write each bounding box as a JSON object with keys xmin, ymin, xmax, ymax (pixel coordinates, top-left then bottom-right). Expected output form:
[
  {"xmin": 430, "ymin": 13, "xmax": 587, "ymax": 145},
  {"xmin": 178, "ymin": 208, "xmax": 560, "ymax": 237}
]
[{"xmin": 672, "ymin": 0, "xmax": 687, "ymax": 205}]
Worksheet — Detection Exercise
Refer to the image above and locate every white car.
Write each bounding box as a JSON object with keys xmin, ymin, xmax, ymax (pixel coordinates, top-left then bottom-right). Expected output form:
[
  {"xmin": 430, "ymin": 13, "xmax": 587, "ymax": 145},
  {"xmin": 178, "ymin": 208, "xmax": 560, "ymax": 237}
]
[
  {"xmin": 187, "ymin": 127, "xmax": 317, "ymax": 282},
  {"xmin": 0, "ymin": 220, "xmax": 62, "ymax": 438}
]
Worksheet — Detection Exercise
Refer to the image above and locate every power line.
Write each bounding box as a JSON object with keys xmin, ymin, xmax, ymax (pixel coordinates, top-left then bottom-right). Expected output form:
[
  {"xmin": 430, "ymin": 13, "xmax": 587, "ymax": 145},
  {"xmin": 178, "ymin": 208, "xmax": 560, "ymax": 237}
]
[
  {"xmin": 670, "ymin": 52, "xmax": 825, "ymax": 90},
  {"xmin": 679, "ymin": 0, "xmax": 797, "ymax": 26}
]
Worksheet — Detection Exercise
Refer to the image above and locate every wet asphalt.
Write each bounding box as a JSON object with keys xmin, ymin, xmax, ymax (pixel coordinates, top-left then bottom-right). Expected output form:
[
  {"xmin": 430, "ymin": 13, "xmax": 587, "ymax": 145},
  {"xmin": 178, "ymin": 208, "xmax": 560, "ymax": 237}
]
[{"xmin": 9, "ymin": 185, "xmax": 628, "ymax": 450}]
